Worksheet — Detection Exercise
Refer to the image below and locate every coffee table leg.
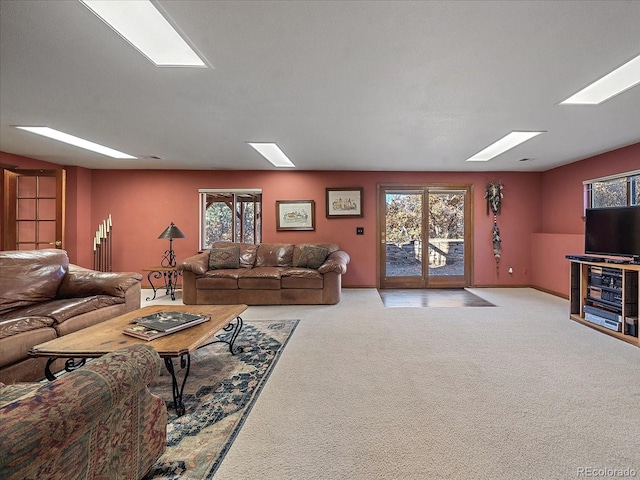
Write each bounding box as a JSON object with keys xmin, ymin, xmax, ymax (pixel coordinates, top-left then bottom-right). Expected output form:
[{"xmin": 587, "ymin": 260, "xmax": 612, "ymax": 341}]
[
  {"xmin": 45, "ymin": 358, "xmax": 57, "ymax": 381},
  {"xmin": 164, "ymin": 354, "xmax": 190, "ymax": 416},
  {"xmin": 44, "ymin": 357, "xmax": 86, "ymax": 381},
  {"xmin": 200, "ymin": 316, "xmax": 244, "ymax": 355}
]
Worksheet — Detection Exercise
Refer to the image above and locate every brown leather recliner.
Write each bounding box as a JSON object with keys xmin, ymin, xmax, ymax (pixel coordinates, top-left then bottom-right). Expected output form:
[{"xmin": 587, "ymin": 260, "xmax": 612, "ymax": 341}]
[{"xmin": 0, "ymin": 249, "xmax": 142, "ymax": 383}]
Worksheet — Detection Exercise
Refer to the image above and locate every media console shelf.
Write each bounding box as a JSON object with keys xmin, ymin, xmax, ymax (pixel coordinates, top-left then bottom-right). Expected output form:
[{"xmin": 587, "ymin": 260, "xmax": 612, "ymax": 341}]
[{"xmin": 568, "ymin": 259, "xmax": 639, "ymax": 347}]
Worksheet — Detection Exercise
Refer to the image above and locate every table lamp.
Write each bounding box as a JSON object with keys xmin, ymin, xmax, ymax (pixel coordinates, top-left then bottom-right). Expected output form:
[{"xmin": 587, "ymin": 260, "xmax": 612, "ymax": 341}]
[{"xmin": 158, "ymin": 222, "xmax": 185, "ymax": 267}]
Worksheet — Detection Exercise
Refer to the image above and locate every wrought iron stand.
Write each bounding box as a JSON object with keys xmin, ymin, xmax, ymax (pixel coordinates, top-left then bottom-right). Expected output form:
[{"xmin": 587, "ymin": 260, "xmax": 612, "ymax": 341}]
[{"xmin": 143, "ymin": 267, "xmax": 181, "ymax": 301}]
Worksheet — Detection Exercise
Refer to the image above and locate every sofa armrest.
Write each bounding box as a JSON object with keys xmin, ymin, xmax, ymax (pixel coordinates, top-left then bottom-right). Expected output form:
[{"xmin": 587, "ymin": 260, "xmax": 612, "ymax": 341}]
[
  {"xmin": 56, "ymin": 264, "xmax": 142, "ymax": 299},
  {"xmin": 0, "ymin": 344, "xmax": 166, "ymax": 480},
  {"xmin": 318, "ymin": 250, "xmax": 350, "ymax": 274},
  {"xmin": 178, "ymin": 251, "xmax": 210, "ymax": 275},
  {"xmin": 124, "ymin": 281, "xmax": 142, "ymax": 310}
]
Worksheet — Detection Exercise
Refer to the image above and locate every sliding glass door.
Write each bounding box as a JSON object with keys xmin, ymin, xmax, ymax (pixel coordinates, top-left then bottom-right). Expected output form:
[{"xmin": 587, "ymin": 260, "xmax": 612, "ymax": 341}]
[{"xmin": 378, "ymin": 184, "xmax": 472, "ymax": 288}]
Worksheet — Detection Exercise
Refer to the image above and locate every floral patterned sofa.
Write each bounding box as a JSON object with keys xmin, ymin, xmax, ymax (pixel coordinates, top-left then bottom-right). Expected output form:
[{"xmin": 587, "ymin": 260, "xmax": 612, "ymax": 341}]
[{"xmin": 0, "ymin": 344, "xmax": 167, "ymax": 480}]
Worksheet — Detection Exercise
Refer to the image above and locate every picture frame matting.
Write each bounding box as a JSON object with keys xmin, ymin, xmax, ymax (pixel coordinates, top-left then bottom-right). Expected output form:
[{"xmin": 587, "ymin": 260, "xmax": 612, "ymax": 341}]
[
  {"xmin": 326, "ymin": 187, "xmax": 363, "ymax": 218},
  {"xmin": 276, "ymin": 200, "xmax": 315, "ymax": 231}
]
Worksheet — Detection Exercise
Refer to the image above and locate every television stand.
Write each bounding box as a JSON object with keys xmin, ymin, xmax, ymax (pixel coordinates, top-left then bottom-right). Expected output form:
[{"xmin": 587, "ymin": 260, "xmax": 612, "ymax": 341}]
[{"xmin": 567, "ymin": 258, "xmax": 639, "ymax": 347}]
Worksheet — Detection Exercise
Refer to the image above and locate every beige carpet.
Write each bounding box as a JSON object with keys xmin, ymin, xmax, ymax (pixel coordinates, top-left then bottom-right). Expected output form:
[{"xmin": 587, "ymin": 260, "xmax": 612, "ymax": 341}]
[{"xmin": 142, "ymin": 288, "xmax": 640, "ymax": 479}]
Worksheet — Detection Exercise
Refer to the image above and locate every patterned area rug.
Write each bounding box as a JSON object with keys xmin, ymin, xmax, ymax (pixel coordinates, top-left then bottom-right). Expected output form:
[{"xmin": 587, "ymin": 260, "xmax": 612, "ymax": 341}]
[{"xmin": 147, "ymin": 319, "xmax": 299, "ymax": 479}]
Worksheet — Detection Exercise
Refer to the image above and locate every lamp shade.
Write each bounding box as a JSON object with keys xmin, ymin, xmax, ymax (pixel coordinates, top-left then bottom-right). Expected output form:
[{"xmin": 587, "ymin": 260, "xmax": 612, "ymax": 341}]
[{"xmin": 158, "ymin": 222, "xmax": 186, "ymax": 239}]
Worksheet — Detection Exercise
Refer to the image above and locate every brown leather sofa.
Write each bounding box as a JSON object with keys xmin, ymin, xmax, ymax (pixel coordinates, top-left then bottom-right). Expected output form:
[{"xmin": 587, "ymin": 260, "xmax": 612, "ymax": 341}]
[
  {"xmin": 178, "ymin": 242, "xmax": 350, "ymax": 305},
  {"xmin": 0, "ymin": 249, "xmax": 143, "ymax": 383}
]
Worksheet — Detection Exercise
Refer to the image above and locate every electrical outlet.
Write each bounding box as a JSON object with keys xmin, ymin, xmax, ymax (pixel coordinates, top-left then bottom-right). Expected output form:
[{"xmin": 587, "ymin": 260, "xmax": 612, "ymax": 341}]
[{"xmin": 356, "ymin": 227, "xmax": 364, "ymax": 235}]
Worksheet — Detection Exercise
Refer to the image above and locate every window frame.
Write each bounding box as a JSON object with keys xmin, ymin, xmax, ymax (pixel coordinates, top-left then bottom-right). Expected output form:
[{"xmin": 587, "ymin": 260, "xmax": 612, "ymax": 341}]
[
  {"xmin": 198, "ymin": 188, "xmax": 262, "ymax": 250},
  {"xmin": 584, "ymin": 169, "xmax": 640, "ymax": 210}
]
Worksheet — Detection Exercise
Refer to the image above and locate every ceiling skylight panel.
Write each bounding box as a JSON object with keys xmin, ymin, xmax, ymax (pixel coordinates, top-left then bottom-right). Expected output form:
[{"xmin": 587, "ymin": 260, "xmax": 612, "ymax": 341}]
[
  {"xmin": 560, "ymin": 54, "xmax": 640, "ymax": 105},
  {"xmin": 247, "ymin": 143, "xmax": 296, "ymax": 168},
  {"xmin": 80, "ymin": 0, "xmax": 207, "ymax": 67},
  {"xmin": 466, "ymin": 131, "xmax": 544, "ymax": 162},
  {"xmin": 15, "ymin": 126, "xmax": 137, "ymax": 159}
]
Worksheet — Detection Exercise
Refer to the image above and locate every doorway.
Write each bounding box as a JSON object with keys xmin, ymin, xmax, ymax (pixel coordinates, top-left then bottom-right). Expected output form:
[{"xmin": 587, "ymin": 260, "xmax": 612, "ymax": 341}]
[
  {"xmin": 378, "ymin": 184, "xmax": 472, "ymax": 288},
  {"xmin": 3, "ymin": 169, "xmax": 66, "ymax": 250}
]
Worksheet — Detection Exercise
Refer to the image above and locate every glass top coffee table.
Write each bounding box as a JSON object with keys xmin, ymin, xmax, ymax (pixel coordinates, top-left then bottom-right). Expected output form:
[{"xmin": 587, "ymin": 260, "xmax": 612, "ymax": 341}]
[{"xmin": 30, "ymin": 304, "xmax": 247, "ymax": 416}]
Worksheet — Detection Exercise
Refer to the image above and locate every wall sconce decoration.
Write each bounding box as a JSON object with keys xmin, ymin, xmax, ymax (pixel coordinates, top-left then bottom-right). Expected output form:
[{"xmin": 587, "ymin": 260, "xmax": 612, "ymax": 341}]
[
  {"xmin": 158, "ymin": 222, "xmax": 185, "ymax": 267},
  {"xmin": 485, "ymin": 181, "xmax": 503, "ymax": 273}
]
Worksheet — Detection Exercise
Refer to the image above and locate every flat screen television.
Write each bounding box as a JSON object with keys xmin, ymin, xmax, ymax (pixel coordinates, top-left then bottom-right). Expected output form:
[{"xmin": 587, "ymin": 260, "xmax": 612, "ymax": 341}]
[{"xmin": 584, "ymin": 206, "xmax": 640, "ymax": 262}]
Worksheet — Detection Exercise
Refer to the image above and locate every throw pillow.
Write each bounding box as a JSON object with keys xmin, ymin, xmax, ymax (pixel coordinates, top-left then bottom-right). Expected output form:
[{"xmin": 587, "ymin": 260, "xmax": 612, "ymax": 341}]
[
  {"xmin": 294, "ymin": 245, "xmax": 329, "ymax": 269},
  {"xmin": 209, "ymin": 246, "xmax": 240, "ymax": 270}
]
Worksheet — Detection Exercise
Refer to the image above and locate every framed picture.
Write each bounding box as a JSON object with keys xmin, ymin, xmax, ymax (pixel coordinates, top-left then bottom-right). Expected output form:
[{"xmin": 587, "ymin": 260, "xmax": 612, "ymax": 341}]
[
  {"xmin": 276, "ymin": 200, "xmax": 315, "ymax": 231},
  {"xmin": 326, "ymin": 187, "xmax": 363, "ymax": 218}
]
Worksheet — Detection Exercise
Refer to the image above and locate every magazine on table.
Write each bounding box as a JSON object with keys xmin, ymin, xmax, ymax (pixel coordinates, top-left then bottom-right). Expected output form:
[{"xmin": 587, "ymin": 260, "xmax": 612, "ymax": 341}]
[
  {"xmin": 123, "ymin": 311, "xmax": 210, "ymax": 340},
  {"xmin": 123, "ymin": 324, "xmax": 170, "ymax": 341}
]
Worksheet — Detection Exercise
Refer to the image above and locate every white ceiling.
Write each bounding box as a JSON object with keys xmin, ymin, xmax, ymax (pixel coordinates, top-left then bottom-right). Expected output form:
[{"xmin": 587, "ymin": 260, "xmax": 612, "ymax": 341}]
[{"xmin": 1, "ymin": 0, "xmax": 639, "ymax": 172}]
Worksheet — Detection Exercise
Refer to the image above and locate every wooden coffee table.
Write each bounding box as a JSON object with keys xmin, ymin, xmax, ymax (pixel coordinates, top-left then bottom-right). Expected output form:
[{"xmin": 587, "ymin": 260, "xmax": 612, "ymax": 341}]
[{"xmin": 30, "ymin": 304, "xmax": 247, "ymax": 415}]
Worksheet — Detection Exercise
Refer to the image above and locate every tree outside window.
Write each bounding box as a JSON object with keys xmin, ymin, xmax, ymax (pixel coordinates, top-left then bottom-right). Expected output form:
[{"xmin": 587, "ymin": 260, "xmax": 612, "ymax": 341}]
[
  {"xmin": 199, "ymin": 190, "xmax": 262, "ymax": 249},
  {"xmin": 587, "ymin": 173, "xmax": 640, "ymax": 208}
]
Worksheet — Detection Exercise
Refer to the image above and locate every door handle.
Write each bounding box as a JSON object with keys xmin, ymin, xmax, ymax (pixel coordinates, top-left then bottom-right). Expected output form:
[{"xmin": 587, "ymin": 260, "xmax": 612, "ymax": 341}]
[{"xmin": 49, "ymin": 240, "xmax": 62, "ymax": 247}]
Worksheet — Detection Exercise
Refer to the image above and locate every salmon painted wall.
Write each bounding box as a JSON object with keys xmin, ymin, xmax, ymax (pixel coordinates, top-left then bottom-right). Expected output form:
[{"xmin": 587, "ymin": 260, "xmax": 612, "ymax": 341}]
[
  {"xmin": 0, "ymin": 151, "xmax": 56, "ymax": 170},
  {"xmin": 64, "ymin": 166, "xmax": 93, "ymax": 267},
  {"xmin": 541, "ymin": 143, "xmax": 640, "ymax": 234},
  {"xmin": 87, "ymin": 169, "xmax": 540, "ymax": 288},
  {"xmin": 3, "ymin": 142, "xmax": 637, "ymax": 294},
  {"xmin": 533, "ymin": 143, "xmax": 640, "ymax": 296},
  {"xmin": 530, "ymin": 233, "xmax": 583, "ymax": 296}
]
